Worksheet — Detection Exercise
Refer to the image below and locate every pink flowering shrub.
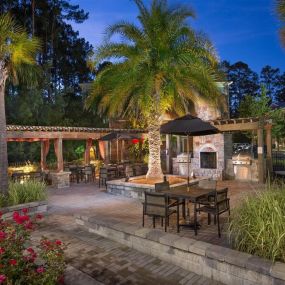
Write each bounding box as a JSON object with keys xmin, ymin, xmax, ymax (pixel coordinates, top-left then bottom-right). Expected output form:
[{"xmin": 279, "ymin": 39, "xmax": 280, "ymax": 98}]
[{"xmin": 0, "ymin": 210, "xmax": 66, "ymax": 284}]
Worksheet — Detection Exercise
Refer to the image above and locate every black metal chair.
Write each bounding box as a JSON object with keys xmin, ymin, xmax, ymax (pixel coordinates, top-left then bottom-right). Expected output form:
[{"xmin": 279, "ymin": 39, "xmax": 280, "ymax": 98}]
[
  {"xmin": 142, "ymin": 191, "xmax": 179, "ymax": 232},
  {"xmin": 197, "ymin": 179, "xmax": 217, "ymax": 209},
  {"xmin": 99, "ymin": 167, "xmax": 113, "ymax": 188},
  {"xmin": 196, "ymin": 188, "xmax": 230, "ymax": 237},
  {"xmin": 83, "ymin": 166, "xmax": 93, "ymax": 183}
]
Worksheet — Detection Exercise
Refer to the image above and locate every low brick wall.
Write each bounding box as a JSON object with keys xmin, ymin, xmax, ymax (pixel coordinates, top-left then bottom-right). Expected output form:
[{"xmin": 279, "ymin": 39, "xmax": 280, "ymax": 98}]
[
  {"xmin": 1, "ymin": 201, "xmax": 48, "ymax": 219},
  {"xmin": 107, "ymin": 177, "xmax": 200, "ymax": 200},
  {"xmin": 75, "ymin": 215, "xmax": 285, "ymax": 285}
]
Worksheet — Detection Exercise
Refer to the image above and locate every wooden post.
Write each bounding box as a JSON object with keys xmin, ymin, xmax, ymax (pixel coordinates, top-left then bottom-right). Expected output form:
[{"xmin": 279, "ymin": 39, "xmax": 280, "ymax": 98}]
[
  {"xmin": 121, "ymin": 140, "xmax": 125, "ymax": 161},
  {"xmin": 40, "ymin": 140, "xmax": 50, "ymax": 171},
  {"xmin": 166, "ymin": 134, "xmax": 172, "ymax": 173},
  {"xmin": 105, "ymin": 141, "xmax": 110, "ymax": 164},
  {"xmin": 257, "ymin": 128, "xmax": 265, "ymax": 183},
  {"xmin": 54, "ymin": 138, "xmax": 63, "ymax": 172},
  {"xmin": 265, "ymin": 125, "xmax": 273, "ymax": 174},
  {"xmin": 84, "ymin": 139, "xmax": 92, "ymax": 165}
]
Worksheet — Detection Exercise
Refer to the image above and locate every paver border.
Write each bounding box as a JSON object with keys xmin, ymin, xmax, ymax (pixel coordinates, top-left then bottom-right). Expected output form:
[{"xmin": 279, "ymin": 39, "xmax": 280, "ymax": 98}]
[{"xmin": 75, "ymin": 214, "xmax": 285, "ymax": 285}]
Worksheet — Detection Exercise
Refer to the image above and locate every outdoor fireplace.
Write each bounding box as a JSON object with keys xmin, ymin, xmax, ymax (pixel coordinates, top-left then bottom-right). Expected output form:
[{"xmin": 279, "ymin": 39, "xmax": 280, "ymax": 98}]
[{"xmin": 200, "ymin": 152, "xmax": 217, "ymax": 169}]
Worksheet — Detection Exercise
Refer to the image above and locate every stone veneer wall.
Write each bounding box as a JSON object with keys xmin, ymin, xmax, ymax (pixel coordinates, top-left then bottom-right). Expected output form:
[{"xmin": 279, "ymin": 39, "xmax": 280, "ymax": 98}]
[
  {"xmin": 106, "ymin": 177, "xmax": 200, "ymax": 201},
  {"xmin": 1, "ymin": 201, "xmax": 48, "ymax": 219},
  {"xmin": 50, "ymin": 171, "xmax": 71, "ymax": 188},
  {"xmin": 76, "ymin": 215, "xmax": 285, "ymax": 285},
  {"xmin": 191, "ymin": 99, "xmax": 233, "ymax": 180}
]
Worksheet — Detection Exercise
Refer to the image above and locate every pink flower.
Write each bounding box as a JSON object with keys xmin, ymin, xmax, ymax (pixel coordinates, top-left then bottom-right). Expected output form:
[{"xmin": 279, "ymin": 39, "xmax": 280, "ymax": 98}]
[
  {"xmin": 0, "ymin": 232, "xmax": 6, "ymax": 240},
  {"xmin": 0, "ymin": 247, "xmax": 5, "ymax": 254},
  {"xmin": 0, "ymin": 211, "xmax": 2, "ymax": 219},
  {"xmin": 36, "ymin": 266, "xmax": 45, "ymax": 273},
  {"xmin": 22, "ymin": 208, "xmax": 28, "ymax": 214},
  {"xmin": 27, "ymin": 247, "xmax": 35, "ymax": 254},
  {"xmin": 55, "ymin": 240, "xmax": 62, "ymax": 245},
  {"xmin": 9, "ymin": 259, "xmax": 17, "ymax": 266},
  {"xmin": 36, "ymin": 214, "xmax": 43, "ymax": 220},
  {"xmin": 0, "ymin": 274, "xmax": 6, "ymax": 283},
  {"xmin": 24, "ymin": 221, "xmax": 33, "ymax": 230}
]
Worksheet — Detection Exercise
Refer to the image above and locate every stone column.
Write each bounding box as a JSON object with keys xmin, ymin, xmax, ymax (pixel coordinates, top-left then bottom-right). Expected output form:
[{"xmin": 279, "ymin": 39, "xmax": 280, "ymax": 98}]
[
  {"xmin": 40, "ymin": 140, "xmax": 50, "ymax": 171},
  {"xmin": 54, "ymin": 138, "xmax": 63, "ymax": 172},
  {"xmin": 265, "ymin": 125, "xmax": 273, "ymax": 174},
  {"xmin": 257, "ymin": 128, "xmax": 265, "ymax": 183},
  {"xmin": 166, "ymin": 134, "xmax": 172, "ymax": 173}
]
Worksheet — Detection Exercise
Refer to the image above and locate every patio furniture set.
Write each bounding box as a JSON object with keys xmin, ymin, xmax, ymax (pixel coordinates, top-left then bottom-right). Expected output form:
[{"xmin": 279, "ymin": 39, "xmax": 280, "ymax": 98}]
[
  {"xmin": 142, "ymin": 179, "xmax": 230, "ymax": 237},
  {"xmin": 64, "ymin": 164, "xmax": 96, "ymax": 183},
  {"xmin": 99, "ymin": 163, "xmax": 148, "ymax": 187}
]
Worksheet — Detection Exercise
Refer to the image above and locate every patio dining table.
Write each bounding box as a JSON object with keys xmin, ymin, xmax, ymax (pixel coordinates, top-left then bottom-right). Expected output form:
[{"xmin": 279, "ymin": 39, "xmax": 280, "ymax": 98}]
[{"xmin": 160, "ymin": 185, "xmax": 216, "ymax": 235}]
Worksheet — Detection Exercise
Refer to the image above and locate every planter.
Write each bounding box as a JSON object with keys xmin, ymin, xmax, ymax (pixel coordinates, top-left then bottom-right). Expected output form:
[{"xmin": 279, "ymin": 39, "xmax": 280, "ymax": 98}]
[{"xmin": 1, "ymin": 201, "xmax": 48, "ymax": 219}]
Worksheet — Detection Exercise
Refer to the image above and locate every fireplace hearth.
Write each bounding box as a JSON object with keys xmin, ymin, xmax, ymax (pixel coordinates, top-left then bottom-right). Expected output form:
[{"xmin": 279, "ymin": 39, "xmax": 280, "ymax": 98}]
[{"xmin": 200, "ymin": 152, "xmax": 217, "ymax": 169}]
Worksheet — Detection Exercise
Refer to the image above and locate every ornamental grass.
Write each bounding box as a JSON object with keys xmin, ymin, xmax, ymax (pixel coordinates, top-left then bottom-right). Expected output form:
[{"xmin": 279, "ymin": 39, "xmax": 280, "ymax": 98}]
[
  {"xmin": 0, "ymin": 181, "xmax": 47, "ymax": 207},
  {"xmin": 228, "ymin": 181, "xmax": 285, "ymax": 262}
]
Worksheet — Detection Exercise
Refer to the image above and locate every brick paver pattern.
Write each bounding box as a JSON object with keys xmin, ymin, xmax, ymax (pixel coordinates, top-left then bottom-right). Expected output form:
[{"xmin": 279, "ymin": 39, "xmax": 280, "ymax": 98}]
[{"xmin": 33, "ymin": 220, "xmax": 222, "ymax": 285}]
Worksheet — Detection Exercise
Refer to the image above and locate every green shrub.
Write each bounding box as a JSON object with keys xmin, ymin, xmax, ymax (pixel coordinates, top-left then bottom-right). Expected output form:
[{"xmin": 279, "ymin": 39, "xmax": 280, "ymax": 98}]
[
  {"xmin": 228, "ymin": 182, "xmax": 285, "ymax": 262},
  {"xmin": 2, "ymin": 180, "xmax": 48, "ymax": 207}
]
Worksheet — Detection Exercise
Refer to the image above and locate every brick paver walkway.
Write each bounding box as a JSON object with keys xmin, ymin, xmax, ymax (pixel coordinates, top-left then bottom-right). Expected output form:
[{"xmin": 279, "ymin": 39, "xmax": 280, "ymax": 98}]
[{"xmin": 32, "ymin": 219, "xmax": 222, "ymax": 285}]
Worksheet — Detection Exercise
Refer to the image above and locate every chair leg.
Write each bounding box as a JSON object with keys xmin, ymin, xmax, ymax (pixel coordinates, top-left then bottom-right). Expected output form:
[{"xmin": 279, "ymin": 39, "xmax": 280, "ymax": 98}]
[
  {"xmin": 214, "ymin": 215, "xmax": 217, "ymax": 225},
  {"xmin": 161, "ymin": 218, "xmax": 163, "ymax": 227},
  {"xmin": 153, "ymin": 216, "xmax": 155, "ymax": 228},
  {"xmin": 177, "ymin": 204, "xmax": 180, "ymax": 233},
  {"xmin": 208, "ymin": 213, "xmax": 211, "ymax": 225},
  {"xmin": 182, "ymin": 200, "xmax": 185, "ymax": 219},
  {"xmin": 217, "ymin": 215, "xmax": 221, "ymax": 238},
  {"xmin": 194, "ymin": 203, "xmax": 198, "ymax": 236},
  {"xmin": 142, "ymin": 213, "xmax": 145, "ymax": 227},
  {"xmin": 165, "ymin": 216, "xmax": 167, "ymax": 232}
]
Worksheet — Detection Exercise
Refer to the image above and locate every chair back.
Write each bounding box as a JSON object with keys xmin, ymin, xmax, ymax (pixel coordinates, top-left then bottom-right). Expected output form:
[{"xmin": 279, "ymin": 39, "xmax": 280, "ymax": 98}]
[
  {"xmin": 198, "ymin": 179, "xmax": 217, "ymax": 190},
  {"xmin": 214, "ymin": 188, "xmax": 229, "ymax": 212},
  {"xmin": 125, "ymin": 165, "xmax": 134, "ymax": 177},
  {"xmin": 84, "ymin": 166, "xmax": 92, "ymax": 175},
  {"xmin": 155, "ymin": 181, "xmax": 170, "ymax": 192},
  {"xmin": 99, "ymin": 167, "xmax": 108, "ymax": 178},
  {"xmin": 144, "ymin": 192, "xmax": 167, "ymax": 216}
]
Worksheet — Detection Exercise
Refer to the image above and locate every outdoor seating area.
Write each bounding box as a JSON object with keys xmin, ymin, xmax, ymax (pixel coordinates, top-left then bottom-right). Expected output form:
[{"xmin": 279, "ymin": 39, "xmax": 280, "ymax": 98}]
[{"xmin": 142, "ymin": 178, "xmax": 230, "ymax": 238}]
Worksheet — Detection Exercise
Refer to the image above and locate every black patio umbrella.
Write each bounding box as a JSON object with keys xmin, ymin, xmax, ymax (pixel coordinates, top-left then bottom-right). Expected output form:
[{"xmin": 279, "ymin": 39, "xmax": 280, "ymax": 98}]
[
  {"xmin": 99, "ymin": 132, "xmax": 141, "ymax": 162},
  {"xmin": 160, "ymin": 114, "xmax": 219, "ymax": 185}
]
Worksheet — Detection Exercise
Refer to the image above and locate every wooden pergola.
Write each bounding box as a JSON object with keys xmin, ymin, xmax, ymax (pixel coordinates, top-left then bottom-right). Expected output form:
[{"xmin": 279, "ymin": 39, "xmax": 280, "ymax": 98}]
[
  {"xmin": 210, "ymin": 116, "xmax": 273, "ymax": 183},
  {"xmin": 6, "ymin": 125, "xmax": 145, "ymax": 172}
]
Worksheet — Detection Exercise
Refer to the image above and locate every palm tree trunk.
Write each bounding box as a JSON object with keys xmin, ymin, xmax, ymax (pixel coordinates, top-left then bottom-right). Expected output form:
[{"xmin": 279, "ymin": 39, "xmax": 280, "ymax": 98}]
[
  {"xmin": 146, "ymin": 116, "xmax": 163, "ymax": 179},
  {"xmin": 0, "ymin": 65, "xmax": 8, "ymax": 194}
]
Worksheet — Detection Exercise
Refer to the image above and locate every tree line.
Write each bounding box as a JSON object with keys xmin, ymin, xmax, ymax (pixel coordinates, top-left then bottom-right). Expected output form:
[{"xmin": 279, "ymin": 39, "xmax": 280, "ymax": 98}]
[{"xmin": 1, "ymin": 0, "xmax": 285, "ymax": 165}]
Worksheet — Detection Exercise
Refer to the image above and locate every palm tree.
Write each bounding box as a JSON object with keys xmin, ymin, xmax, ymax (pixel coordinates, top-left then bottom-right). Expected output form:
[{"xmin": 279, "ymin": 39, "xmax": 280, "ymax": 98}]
[
  {"xmin": 0, "ymin": 14, "xmax": 40, "ymax": 193},
  {"xmin": 277, "ymin": 0, "xmax": 285, "ymax": 46},
  {"xmin": 86, "ymin": 0, "xmax": 221, "ymax": 179}
]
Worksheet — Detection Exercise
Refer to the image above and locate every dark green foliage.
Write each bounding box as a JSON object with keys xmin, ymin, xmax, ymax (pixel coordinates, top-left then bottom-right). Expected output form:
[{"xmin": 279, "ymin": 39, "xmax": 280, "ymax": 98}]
[{"xmin": 0, "ymin": 0, "xmax": 106, "ymax": 164}]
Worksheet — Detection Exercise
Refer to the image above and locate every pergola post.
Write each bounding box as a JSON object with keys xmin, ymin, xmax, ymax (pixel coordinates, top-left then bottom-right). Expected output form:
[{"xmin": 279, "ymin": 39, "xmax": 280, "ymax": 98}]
[
  {"xmin": 105, "ymin": 141, "xmax": 110, "ymax": 163},
  {"xmin": 84, "ymin": 138, "xmax": 93, "ymax": 165},
  {"xmin": 265, "ymin": 125, "xmax": 273, "ymax": 174},
  {"xmin": 166, "ymin": 134, "xmax": 172, "ymax": 173},
  {"xmin": 54, "ymin": 138, "xmax": 63, "ymax": 172},
  {"xmin": 40, "ymin": 140, "xmax": 50, "ymax": 171},
  {"xmin": 257, "ymin": 128, "xmax": 265, "ymax": 183}
]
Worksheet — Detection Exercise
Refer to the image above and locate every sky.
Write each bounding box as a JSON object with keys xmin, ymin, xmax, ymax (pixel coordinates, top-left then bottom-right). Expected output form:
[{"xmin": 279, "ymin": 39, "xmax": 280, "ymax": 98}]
[{"xmin": 70, "ymin": 0, "xmax": 285, "ymax": 73}]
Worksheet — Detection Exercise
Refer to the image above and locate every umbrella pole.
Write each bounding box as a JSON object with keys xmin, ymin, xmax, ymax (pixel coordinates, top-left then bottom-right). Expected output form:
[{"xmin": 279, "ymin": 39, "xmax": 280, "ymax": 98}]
[{"xmin": 187, "ymin": 135, "xmax": 190, "ymax": 191}]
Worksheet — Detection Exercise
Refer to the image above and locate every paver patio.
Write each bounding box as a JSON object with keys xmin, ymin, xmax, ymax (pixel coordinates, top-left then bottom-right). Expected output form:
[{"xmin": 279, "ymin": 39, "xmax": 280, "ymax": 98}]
[
  {"xmin": 46, "ymin": 180, "xmax": 264, "ymax": 246},
  {"xmin": 29, "ymin": 180, "xmax": 264, "ymax": 284}
]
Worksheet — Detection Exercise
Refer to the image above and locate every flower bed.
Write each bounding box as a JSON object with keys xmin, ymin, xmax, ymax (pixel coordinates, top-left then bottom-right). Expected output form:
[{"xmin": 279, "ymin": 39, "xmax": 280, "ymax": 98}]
[{"xmin": 0, "ymin": 209, "xmax": 66, "ymax": 284}]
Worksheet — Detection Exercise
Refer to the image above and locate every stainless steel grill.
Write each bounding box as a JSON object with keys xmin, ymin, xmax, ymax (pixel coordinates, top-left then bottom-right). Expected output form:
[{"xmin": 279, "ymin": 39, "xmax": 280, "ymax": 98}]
[{"xmin": 232, "ymin": 150, "xmax": 252, "ymax": 165}]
